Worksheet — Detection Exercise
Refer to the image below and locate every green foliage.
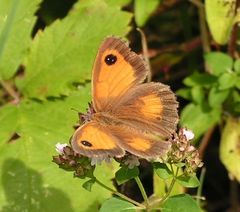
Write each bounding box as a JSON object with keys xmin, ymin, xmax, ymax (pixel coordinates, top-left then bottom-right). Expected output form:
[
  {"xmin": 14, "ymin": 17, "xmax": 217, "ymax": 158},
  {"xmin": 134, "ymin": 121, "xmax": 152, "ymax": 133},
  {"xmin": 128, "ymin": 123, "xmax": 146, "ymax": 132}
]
[
  {"xmin": 153, "ymin": 162, "xmax": 173, "ymax": 180},
  {"xmin": 0, "ymin": 0, "xmax": 40, "ymax": 79},
  {"xmin": 176, "ymin": 175, "xmax": 200, "ymax": 188},
  {"xmin": 205, "ymin": 0, "xmax": 236, "ymax": 44},
  {"xmin": 162, "ymin": 194, "xmax": 201, "ymax": 212},
  {"xmin": 220, "ymin": 117, "xmax": 240, "ymax": 181},
  {"xmin": 179, "ymin": 52, "xmax": 240, "ymax": 139},
  {"xmin": 205, "ymin": 52, "xmax": 233, "ymax": 76},
  {"xmin": 134, "ymin": 0, "xmax": 160, "ymax": 27},
  {"xmin": 82, "ymin": 178, "xmax": 96, "ymax": 192},
  {"xmin": 100, "ymin": 197, "xmax": 136, "ymax": 212},
  {"xmin": 180, "ymin": 103, "xmax": 221, "ymax": 139},
  {"xmin": 115, "ymin": 166, "xmax": 139, "ymax": 185}
]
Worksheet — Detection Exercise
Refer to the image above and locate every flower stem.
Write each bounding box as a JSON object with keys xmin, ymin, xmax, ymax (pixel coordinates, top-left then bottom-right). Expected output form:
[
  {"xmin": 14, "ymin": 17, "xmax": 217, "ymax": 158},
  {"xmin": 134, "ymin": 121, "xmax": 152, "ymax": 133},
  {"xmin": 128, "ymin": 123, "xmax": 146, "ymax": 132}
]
[
  {"xmin": 196, "ymin": 167, "xmax": 206, "ymax": 206},
  {"xmin": 159, "ymin": 166, "xmax": 179, "ymax": 204},
  {"xmin": 95, "ymin": 178, "xmax": 145, "ymax": 209},
  {"xmin": 134, "ymin": 176, "xmax": 150, "ymax": 207}
]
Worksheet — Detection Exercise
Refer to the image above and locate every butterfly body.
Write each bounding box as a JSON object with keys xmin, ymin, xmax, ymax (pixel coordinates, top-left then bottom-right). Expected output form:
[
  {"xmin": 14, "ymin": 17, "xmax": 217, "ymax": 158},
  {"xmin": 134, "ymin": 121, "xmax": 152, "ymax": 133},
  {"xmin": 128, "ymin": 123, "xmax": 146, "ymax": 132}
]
[{"xmin": 71, "ymin": 37, "xmax": 179, "ymax": 159}]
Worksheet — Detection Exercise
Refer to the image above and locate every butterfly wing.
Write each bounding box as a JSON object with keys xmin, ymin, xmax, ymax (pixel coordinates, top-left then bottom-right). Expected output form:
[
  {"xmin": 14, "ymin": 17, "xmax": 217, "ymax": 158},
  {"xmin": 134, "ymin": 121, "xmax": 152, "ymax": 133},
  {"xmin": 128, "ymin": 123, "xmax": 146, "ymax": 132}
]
[
  {"xmin": 110, "ymin": 125, "xmax": 171, "ymax": 158},
  {"xmin": 71, "ymin": 121, "xmax": 170, "ymax": 159},
  {"xmin": 92, "ymin": 37, "xmax": 148, "ymax": 112},
  {"xmin": 71, "ymin": 121, "xmax": 125, "ymax": 158},
  {"xmin": 115, "ymin": 82, "xmax": 179, "ymax": 138}
]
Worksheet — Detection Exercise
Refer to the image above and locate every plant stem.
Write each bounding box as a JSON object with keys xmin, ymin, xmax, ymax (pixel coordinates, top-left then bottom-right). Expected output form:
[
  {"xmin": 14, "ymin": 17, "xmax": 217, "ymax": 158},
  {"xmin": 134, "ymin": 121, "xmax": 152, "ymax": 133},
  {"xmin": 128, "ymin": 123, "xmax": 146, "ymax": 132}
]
[
  {"xmin": 196, "ymin": 167, "xmax": 206, "ymax": 206},
  {"xmin": 134, "ymin": 176, "xmax": 150, "ymax": 207},
  {"xmin": 189, "ymin": 0, "xmax": 210, "ymax": 54},
  {"xmin": 0, "ymin": 79, "xmax": 19, "ymax": 103},
  {"xmin": 228, "ymin": 0, "xmax": 240, "ymax": 58},
  {"xmin": 94, "ymin": 178, "xmax": 145, "ymax": 209},
  {"xmin": 137, "ymin": 28, "xmax": 152, "ymax": 82},
  {"xmin": 159, "ymin": 166, "xmax": 179, "ymax": 204},
  {"xmin": 150, "ymin": 165, "xmax": 179, "ymax": 209},
  {"xmin": 199, "ymin": 125, "xmax": 215, "ymax": 158}
]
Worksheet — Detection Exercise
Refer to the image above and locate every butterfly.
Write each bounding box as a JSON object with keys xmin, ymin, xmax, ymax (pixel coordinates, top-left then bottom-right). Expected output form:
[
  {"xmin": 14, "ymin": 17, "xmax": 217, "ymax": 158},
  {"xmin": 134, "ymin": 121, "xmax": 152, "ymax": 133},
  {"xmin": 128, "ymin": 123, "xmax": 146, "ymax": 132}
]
[{"xmin": 71, "ymin": 37, "xmax": 178, "ymax": 160}]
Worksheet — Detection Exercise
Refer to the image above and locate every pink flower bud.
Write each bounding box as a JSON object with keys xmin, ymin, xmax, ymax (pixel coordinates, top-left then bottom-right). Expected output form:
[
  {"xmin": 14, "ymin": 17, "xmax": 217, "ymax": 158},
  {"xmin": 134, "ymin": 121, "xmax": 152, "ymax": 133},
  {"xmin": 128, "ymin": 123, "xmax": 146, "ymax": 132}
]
[
  {"xmin": 55, "ymin": 143, "xmax": 68, "ymax": 154},
  {"xmin": 182, "ymin": 128, "xmax": 195, "ymax": 141}
]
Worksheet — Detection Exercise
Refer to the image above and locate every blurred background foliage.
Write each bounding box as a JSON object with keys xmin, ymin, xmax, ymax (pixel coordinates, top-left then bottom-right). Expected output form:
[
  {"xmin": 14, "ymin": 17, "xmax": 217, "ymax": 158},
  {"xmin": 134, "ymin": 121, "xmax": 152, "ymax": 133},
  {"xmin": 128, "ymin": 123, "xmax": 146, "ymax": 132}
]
[{"xmin": 0, "ymin": 0, "xmax": 240, "ymax": 211}]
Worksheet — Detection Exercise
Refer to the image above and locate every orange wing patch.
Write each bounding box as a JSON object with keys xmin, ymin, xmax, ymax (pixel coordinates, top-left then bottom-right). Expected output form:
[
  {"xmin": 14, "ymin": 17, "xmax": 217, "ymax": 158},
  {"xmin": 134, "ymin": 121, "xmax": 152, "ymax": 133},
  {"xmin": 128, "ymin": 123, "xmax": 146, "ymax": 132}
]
[
  {"xmin": 71, "ymin": 122, "xmax": 124, "ymax": 158},
  {"xmin": 109, "ymin": 126, "xmax": 171, "ymax": 159},
  {"xmin": 92, "ymin": 37, "xmax": 148, "ymax": 112},
  {"xmin": 138, "ymin": 93, "xmax": 163, "ymax": 119}
]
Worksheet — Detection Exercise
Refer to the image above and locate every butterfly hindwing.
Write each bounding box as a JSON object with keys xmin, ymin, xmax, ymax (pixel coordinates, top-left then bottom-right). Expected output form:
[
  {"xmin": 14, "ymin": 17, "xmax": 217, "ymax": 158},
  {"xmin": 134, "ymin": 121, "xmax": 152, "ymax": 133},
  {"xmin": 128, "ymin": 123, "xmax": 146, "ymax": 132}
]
[
  {"xmin": 109, "ymin": 125, "xmax": 171, "ymax": 159},
  {"xmin": 71, "ymin": 121, "xmax": 125, "ymax": 158},
  {"xmin": 115, "ymin": 82, "xmax": 179, "ymax": 138}
]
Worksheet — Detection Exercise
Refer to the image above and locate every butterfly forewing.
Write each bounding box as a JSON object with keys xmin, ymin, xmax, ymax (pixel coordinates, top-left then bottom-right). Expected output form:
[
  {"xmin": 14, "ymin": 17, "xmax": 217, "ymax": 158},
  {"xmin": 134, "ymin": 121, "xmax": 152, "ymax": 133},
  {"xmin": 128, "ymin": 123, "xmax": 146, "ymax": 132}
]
[{"xmin": 92, "ymin": 37, "xmax": 148, "ymax": 112}]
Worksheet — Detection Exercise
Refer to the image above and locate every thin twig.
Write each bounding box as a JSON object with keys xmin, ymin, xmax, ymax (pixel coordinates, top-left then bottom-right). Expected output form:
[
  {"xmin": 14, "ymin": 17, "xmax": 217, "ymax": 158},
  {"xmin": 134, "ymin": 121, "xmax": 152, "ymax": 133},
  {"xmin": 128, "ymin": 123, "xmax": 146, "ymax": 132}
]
[
  {"xmin": 134, "ymin": 176, "xmax": 150, "ymax": 207},
  {"xmin": 230, "ymin": 179, "xmax": 240, "ymax": 212},
  {"xmin": 228, "ymin": 0, "xmax": 240, "ymax": 57},
  {"xmin": 0, "ymin": 79, "xmax": 20, "ymax": 103},
  {"xmin": 189, "ymin": 0, "xmax": 211, "ymax": 54},
  {"xmin": 95, "ymin": 178, "xmax": 145, "ymax": 209},
  {"xmin": 196, "ymin": 167, "xmax": 206, "ymax": 206},
  {"xmin": 198, "ymin": 125, "xmax": 216, "ymax": 158},
  {"xmin": 157, "ymin": 166, "xmax": 179, "ymax": 205},
  {"xmin": 137, "ymin": 28, "xmax": 152, "ymax": 82}
]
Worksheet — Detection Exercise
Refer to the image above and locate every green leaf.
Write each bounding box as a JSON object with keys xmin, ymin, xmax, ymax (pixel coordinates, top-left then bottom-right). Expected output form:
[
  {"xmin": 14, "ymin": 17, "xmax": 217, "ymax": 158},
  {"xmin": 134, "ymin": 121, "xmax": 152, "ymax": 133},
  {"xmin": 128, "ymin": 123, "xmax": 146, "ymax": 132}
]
[
  {"xmin": 174, "ymin": 163, "xmax": 185, "ymax": 168},
  {"xmin": 180, "ymin": 103, "xmax": 221, "ymax": 139},
  {"xmin": 235, "ymin": 76, "xmax": 240, "ymax": 89},
  {"xmin": 205, "ymin": 52, "xmax": 233, "ymax": 76},
  {"xmin": 16, "ymin": 0, "xmax": 132, "ymax": 98},
  {"xmin": 176, "ymin": 175, "xmax": 200, "ymax": 188},
  {"xmin": 100, "ymin": 197, "xmax": 136, "ymax": 212},
  {"xmin": 134, "ymin": 0, "xmax": 160, "ymax": 27},
  {"xmin": 234, "ymin": 59, "xmax": 240, "ymax": 74},
  {"xmin": 115, "ymin": 166, "xmax": 139, "ymax": 185},
  {"xmin": 183, "ymin": 72, "xmax": 217, "ymax": 87},
  {"xmin": 191, "ymin": 86, "xmax": 205, "ymax": 104},
  {"xmin": 0, "ymin": 0, "xmax": 40, "ymax": 79},
  {"xmin": 232, "ymin": 102, "xmax": 240, "ymax": 114},
  {"xmin": 82, "ymin": 178, "xmax": 96, "ymax": 192},
  {"xmin": 208, "ymin": 86, "xmax": 230, "ymax": 108},
  {"xmin": 153, "ymin": 166, "xmax": 183, "ymax": 197},
  {"xmin": 220, "ymin": 117, "xmax": 240, "ymax": 181},
  {"xmin": 0, "ymin": 85, "xmax": 120, "ymax": 211},
  {"xmin": 218, "ymin": 72, "xmax": 238, "ymax": 90},
  {"xmin": 176, "ymin": 88, "xmax": 192, "ymax": 100},
  {"xmin": 105, "ymin": 0, "xmax": 131, "ymax": 7},
  {"xmin": 205, "ymin": 0, "xmax": 235, "ymax": 44},
  {"xmin": 162, "ymin": 194, "xmax": 201, "ymax": 212},
  {"xmin": 153, "ymin": 163, "xmax": 173, "ymax": 180}
]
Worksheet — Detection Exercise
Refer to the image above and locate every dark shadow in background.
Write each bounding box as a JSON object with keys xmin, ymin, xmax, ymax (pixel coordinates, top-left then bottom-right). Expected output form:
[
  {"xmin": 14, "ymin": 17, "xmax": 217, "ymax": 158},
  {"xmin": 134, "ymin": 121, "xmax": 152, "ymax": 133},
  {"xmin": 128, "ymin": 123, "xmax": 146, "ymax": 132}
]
[{"xmin": 1, "ymin": 159, "xmax": 74, "ymax": 212}]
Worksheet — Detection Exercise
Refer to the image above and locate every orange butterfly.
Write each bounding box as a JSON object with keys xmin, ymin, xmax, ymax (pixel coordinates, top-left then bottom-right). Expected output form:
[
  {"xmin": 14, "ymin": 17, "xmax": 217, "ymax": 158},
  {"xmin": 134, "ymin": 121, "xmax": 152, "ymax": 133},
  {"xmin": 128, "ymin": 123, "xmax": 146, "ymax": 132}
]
[{"xmin": 71, "ymin": 37, "xmax": 178, "ymax": 159}]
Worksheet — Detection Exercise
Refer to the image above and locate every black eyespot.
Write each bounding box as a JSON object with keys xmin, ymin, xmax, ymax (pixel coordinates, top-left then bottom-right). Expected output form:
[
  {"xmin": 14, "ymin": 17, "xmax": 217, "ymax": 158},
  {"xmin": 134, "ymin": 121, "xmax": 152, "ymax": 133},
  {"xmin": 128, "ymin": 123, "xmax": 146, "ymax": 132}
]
[
  {"xmin": 81, "ymin": 140, "xmax": 92, "ymax": 147},
  {"xmin": 104, "ymin": 54, "xmax": 117, "ymax": 65}
]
